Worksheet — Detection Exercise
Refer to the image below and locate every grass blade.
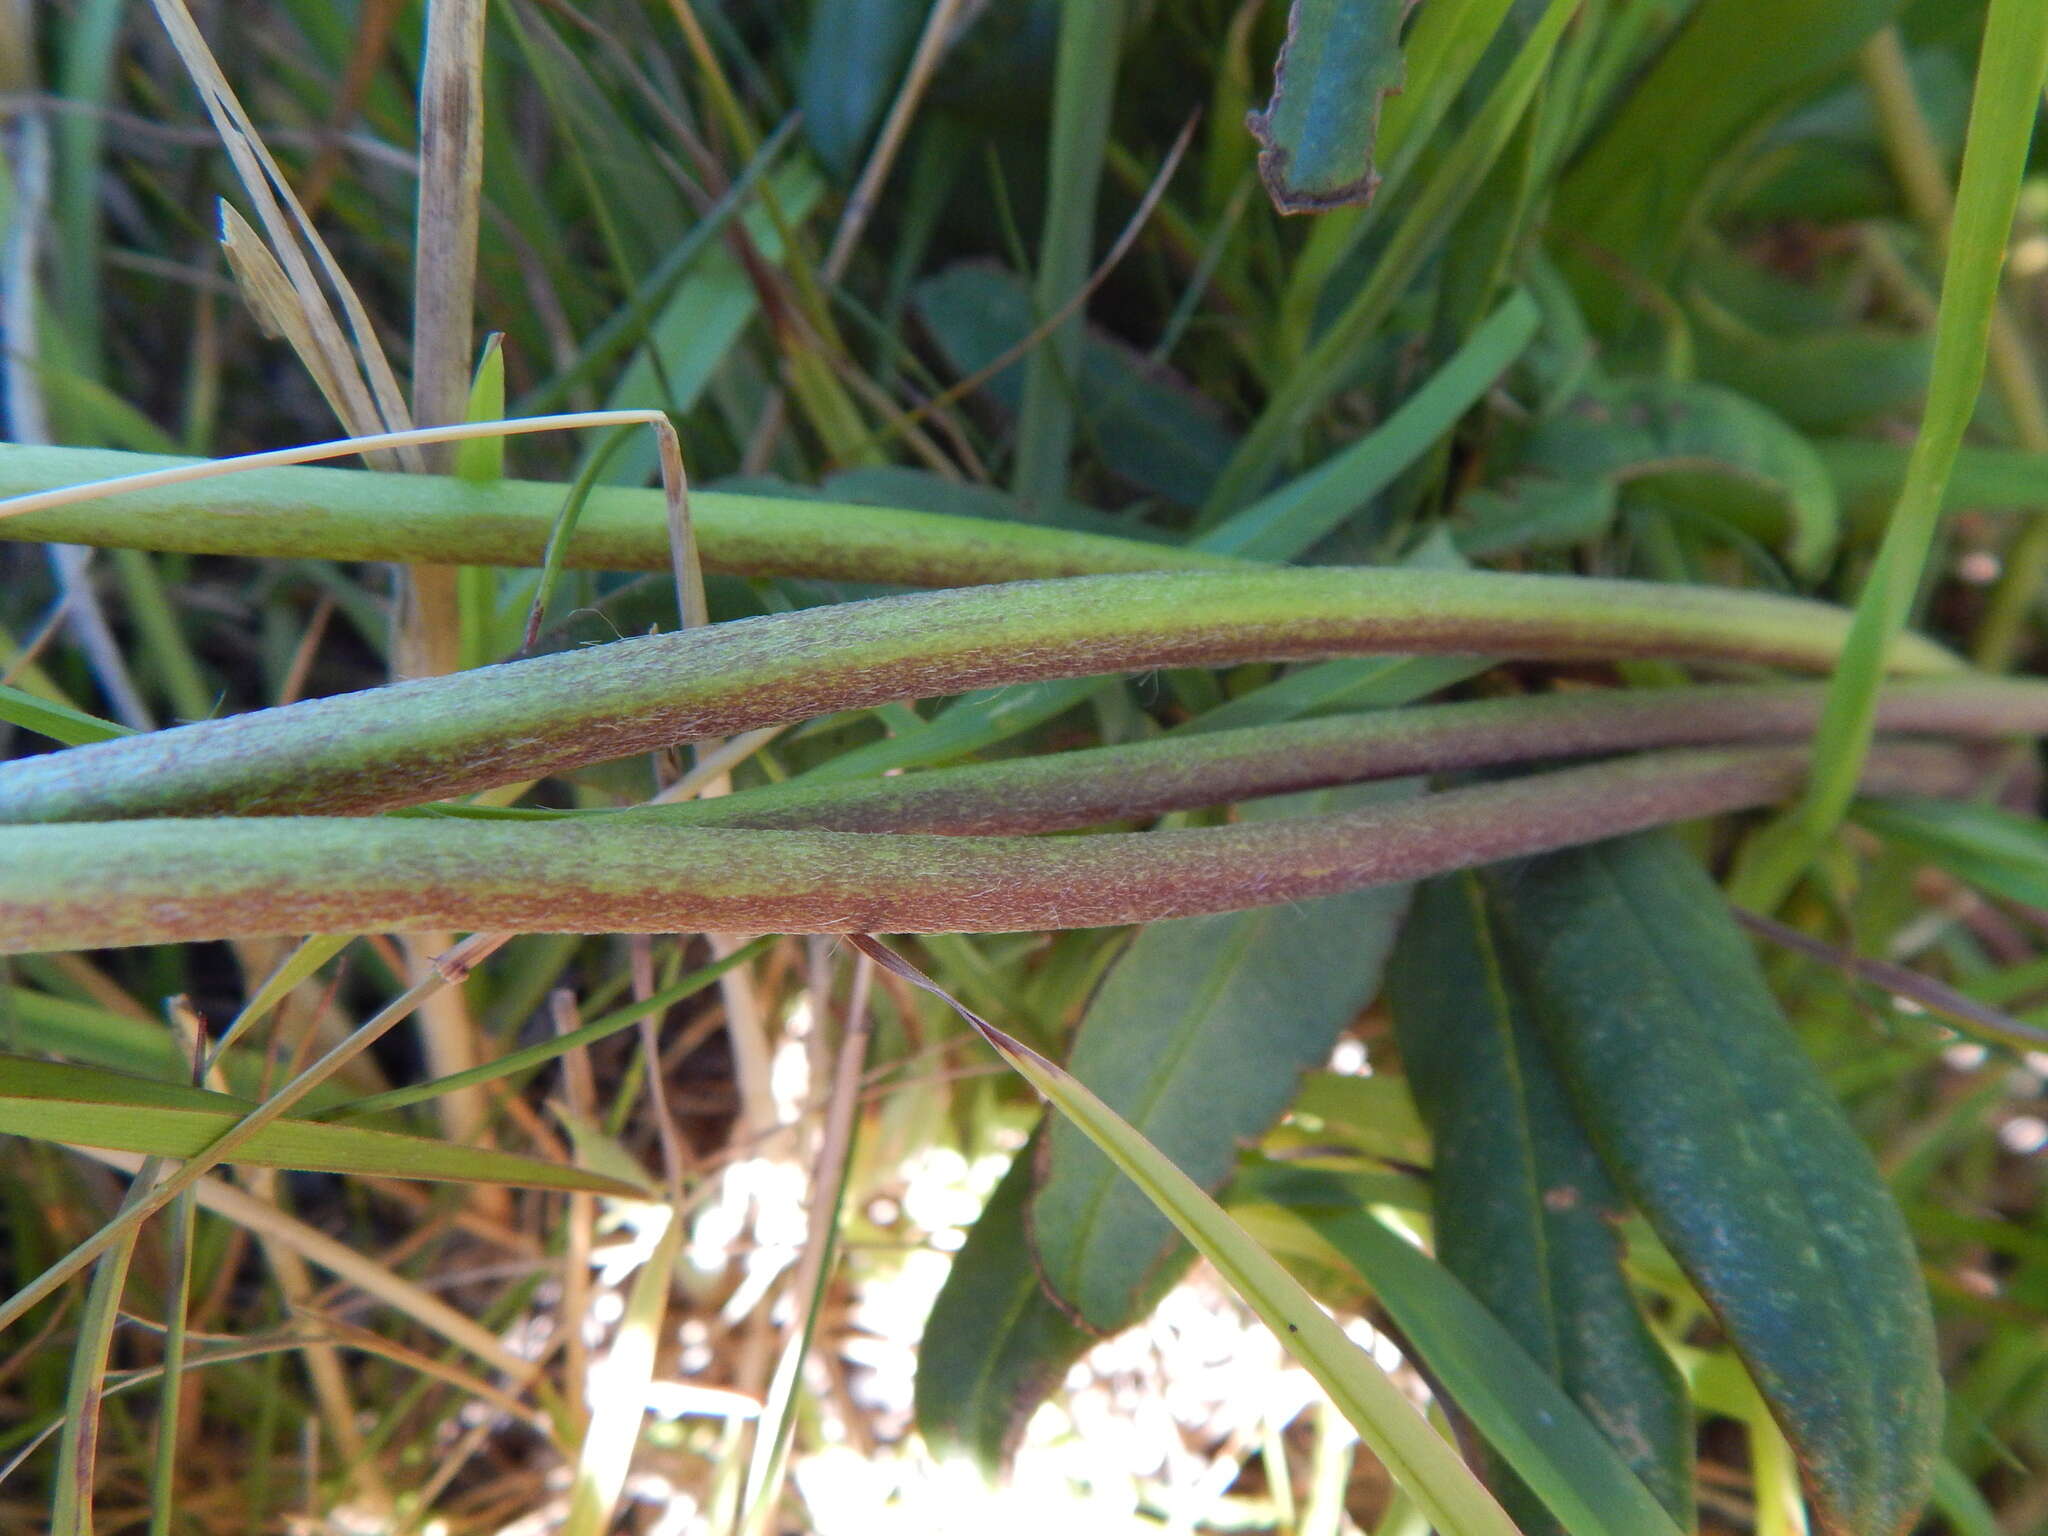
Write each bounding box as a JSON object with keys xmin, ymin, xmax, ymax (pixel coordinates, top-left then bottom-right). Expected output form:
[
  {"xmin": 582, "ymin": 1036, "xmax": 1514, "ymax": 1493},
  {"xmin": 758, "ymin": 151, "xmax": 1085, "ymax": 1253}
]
[
  {"xmin": 848, "ymin": 936, "xmax": 1521, "ymax": 1536},
  {"xmin": 1734, "ymin": 0, "xmax": 2048, "ymax": 910},
  {"xmin": 0, "ymin": 1056, "xmax": 646, "ymax": 1195}
]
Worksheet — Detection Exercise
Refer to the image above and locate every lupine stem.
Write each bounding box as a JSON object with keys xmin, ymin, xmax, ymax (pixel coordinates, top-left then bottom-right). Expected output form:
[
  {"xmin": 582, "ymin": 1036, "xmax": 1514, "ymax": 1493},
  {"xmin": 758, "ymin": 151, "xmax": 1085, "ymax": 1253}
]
[
  {"xmin": 0, "ymin": 568, "xmax": 1960, "ymax": 824},
  {"xmin": 0, "ymin": 743, "xmax": 1985, "ymax": 952},
  {"xmin": 560, "ymin": 678, "xmax": 2048, "ymax": 835}
]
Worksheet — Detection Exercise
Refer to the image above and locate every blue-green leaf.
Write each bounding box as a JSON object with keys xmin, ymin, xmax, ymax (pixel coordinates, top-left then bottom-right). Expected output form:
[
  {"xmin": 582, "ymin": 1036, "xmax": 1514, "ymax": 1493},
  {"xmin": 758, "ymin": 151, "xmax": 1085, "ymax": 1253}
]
[
  {"xmin": 1246, "ymin": 0, "xmax": 1410, "ymax": 213},
  {"xmin": 1483, "ymin": 831, "xmax": 1942, "ymax": 1536},
  {"xmin": 1387, "ymin": 873, "xmax": 1693, "ymax": 1530}
]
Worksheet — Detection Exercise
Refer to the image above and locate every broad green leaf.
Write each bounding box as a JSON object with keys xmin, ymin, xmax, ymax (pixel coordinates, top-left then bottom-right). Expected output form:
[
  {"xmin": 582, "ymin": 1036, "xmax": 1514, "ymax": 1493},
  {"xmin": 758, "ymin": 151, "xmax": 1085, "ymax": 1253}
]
[
  {"xmin": 1246, "ymin": 0, "xmax": 1409, "ymax": 214},
  {"xmin": 1690, "ymin": 284, "xmax": 1929, "ymax": 435},
  {"xmin": 858, "ymin": 937, "xmax": 1519, "ymax": 1536},
  {"xmin": 1031, "ymin": 783, "xmax": 1415, "ymax": 1330},
  {"xmin": 1387, "ymin": 874, "xmax": 1693, "ymax": 1529},
  {"xmin": 0, "ymin": 1056, "xmax": 645, "ymax": 1197},
  {"xmin": 913, "ymin": 1140, "xmax": 1093, "ymax": 1470},
  {"xmin": 1457, "ymin": 379, "xmax": 1839, "ymax": 574},
  {"xmin": 1820, "ymin": 439, "xmax": 2048, "ymax": 534},
  {"xmin": 1483, "ymin": 831, "xmax": 1942, "ymax": 1536},
  {"xmin": 1235, "ymin": 1165, "xmax": 1690, "ymax": 1536}
]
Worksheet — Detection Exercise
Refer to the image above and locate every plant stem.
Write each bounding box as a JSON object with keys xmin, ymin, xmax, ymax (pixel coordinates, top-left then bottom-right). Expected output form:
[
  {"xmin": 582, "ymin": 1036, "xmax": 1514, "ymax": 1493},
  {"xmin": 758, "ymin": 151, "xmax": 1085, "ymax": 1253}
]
[
  {"xmin": 606, "ymin": 678, "xmax": 2048, "ymax": 835},
  {"xmin": 0, "ymin": 742, "xmax": 1987, "ymax": 952},
  {"xmin": 0, "ymin": 568, "xmax": 1961, "ymax": 823},
  {"xmin": 0, "ymin": 441, "xmax": 1242, "ymax": 585}
]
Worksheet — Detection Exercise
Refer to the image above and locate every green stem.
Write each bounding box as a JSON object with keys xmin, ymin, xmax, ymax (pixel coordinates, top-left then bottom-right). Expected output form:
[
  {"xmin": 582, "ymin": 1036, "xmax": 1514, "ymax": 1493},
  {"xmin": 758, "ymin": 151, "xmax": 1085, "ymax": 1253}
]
[
  {"xmin": 579, "ymin": 678, "xmax": 2048, "ymax": 835},
  {"xmin": 0, "ymin": 442, "xmax": 1241, "ymax": 586},
  {"xmin": 0, "ymin": 568, "xmax": 1961, "ymax": 822},
  {"xmin": 0, "ymin": 744, "xmax": 1984, "ymax": 953}
]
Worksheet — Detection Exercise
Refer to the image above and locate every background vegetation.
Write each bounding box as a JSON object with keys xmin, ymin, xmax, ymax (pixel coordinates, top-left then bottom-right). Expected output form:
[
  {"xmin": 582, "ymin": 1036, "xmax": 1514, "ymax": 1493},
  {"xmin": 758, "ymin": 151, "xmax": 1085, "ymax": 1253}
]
[{"xmin": 3, "ymin": 0, "xmax": 2048, "ymax": 1532}]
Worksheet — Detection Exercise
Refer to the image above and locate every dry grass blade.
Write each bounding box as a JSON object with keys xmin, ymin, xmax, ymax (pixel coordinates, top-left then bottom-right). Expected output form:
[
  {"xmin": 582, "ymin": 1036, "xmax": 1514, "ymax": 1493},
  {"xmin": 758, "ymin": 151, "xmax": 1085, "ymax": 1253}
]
[
  {"xmin": 412, "ymin": 0, "xmax": 489, "ymax": 449},
  {"xmin": 148, "ymin": 0, "xmax": 416, "ymax": 455},
  {"xmin": 823, "ymin": 0, "xmax": 973, "ymax": 282},
  {"xmin": 72, "ymin": 1146, "xmax": 531, "ymax": 1376}
]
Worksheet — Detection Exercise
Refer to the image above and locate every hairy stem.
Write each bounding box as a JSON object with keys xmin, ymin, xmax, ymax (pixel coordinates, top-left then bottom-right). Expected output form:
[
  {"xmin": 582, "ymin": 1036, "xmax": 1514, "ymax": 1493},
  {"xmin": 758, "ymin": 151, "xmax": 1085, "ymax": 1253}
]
[
  {"xmin": 603, "ymin": 678, "xmax": 2048, "ymax": 834},
  {"xmin": 0, "ymin": 744, "xmax": 1985, "ymax": 952},
  {"xmin": 0, "ymin": 569, "xmax": 1961, "ymax": 823}
]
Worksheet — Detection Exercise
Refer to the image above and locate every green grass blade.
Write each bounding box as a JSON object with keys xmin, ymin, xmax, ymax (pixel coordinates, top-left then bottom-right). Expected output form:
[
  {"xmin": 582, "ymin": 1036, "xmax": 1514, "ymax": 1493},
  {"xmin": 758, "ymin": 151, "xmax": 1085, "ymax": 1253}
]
[
  {"xmin": 1735, "ymin": 0, "xmax": 2048, "ymax": 910},
  {"xmin": 1012, "ymin": 0, "xmax": 1123, "ymax": 511},
  {"xmin": 1235, "ymin": 1173, "xmax": 1688, "ymax": 1536},
  {"xmin": 0, "ymin": 1056, "xmax": 646, "ymax": 1195},
  {"xmin": 0, "ymin": 683, "xmax": 132, "ymax": 746},
  {"xmin": 1853, "ymin": 796, "xmax": 2048, "ymax": 909},
  {"xmin": 1203, "ymin": 291, "xmax": 1539, "ymax": 560},
  {"xmin": 321, "ymin": 937, "xmax": 769, "ymax": 1119},
  {"xmin": 848, "ymin": 936, "xmax": 1521, "ymax": 1536}
]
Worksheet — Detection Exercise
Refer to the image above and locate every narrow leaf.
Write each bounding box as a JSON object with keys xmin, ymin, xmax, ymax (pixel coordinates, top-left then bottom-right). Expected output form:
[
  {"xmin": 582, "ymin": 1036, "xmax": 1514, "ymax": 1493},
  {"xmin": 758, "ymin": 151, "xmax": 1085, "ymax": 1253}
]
[
  {"xmin": 1387, "ymin": 873, "xmax": 1693, "ymax": 1528},
  {"xmin": 1236, "ymin": 1166, "xmax": 1689, "ymax": 1536},
  {"xmin": 853, "ymin": 937, "xmax": 1520, "ymax": 1536},
  {"xmin": 0, "ymin": 683, "xmax": 133, "ymax": 746},
  {"xmin": 1854, "ymin": 796, "xmax": 2048, "ymax": 909},
  {"xmin": 454, "ymin": 333, "xmax": 507, "ymax": 485},
  {"xmin": 0, "ymin": 1056, "xmax": 645, "ymax": 1197},
  {"xmin": 1031, "ymin": 783, "xmax": 1415, "ymax": 1331}
]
